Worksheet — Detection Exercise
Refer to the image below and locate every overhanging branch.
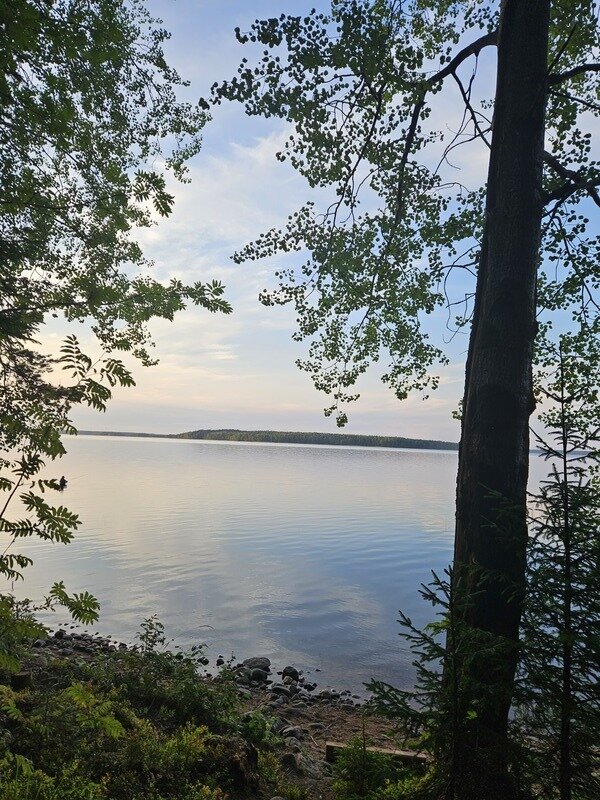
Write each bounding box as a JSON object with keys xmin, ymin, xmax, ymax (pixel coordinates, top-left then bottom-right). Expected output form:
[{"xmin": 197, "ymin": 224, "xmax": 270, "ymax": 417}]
[
  {"xmin": 393, "ymin": 30, "xmax": 498, "ymax": 225},
  {"xmin": 543, "ymin": 151, "xmax": 600, "ymax": 208},
  {"xmin": 548, "ymin": 63, "xmax": 600, "ymax": 85}
]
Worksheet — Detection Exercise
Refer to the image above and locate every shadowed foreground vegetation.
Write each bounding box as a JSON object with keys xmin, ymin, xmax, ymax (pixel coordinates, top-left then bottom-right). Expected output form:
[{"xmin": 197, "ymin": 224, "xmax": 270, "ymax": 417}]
[{"xmin": 0, "ymin": 617, "xmax": 426, "ymax": 800}]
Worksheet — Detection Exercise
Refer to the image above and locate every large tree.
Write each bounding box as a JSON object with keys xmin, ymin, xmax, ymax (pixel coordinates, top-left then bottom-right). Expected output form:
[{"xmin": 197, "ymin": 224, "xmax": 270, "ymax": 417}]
[
  {"xmin": 0, "ymin": 1, "xmax": 230, "ymax": 627},
  {"xmin": 211, "ymin": 0, "xmax": 599, "ymax": 795}
]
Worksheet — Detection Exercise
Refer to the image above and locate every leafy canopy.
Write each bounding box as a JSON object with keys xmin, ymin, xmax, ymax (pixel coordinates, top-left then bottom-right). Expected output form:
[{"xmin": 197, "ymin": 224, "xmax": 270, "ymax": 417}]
[
  {"xmin": 211, "ymin": 0, "xmax": 599, "ymax": 424},
  {"xmin": 0, "ymin": 0, "xmax": 231, "ymax": 622}
]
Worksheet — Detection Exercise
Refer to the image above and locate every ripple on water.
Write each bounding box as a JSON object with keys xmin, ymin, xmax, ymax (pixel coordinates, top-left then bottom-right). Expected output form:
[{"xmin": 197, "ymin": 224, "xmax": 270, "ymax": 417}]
[{"xmin": 12, "ymin": 436, "xmax": 476, "ymax": 692}]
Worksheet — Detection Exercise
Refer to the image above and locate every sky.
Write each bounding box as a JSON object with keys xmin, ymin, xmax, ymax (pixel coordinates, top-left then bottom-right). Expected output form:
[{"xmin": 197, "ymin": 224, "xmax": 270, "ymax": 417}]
[{"xmin": 66, "ymin": 0, "xmax": 495, "ymax": 440}]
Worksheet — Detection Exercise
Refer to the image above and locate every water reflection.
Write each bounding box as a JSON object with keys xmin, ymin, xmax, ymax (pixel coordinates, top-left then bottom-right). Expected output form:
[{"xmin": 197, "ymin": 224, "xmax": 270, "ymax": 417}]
[{"xmin": 11, "ymin": 436, "xmax": 548, "ymax": 692}]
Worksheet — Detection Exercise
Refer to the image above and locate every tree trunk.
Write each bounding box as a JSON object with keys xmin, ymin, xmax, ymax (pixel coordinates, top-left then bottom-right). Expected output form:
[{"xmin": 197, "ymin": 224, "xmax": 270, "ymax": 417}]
[{"xmin": 452, "ymin": 1, "xmax": 550, "ymax": 796}]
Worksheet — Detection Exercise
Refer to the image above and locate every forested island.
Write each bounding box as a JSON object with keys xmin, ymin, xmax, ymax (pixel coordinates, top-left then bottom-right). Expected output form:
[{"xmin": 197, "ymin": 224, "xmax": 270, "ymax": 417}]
[
  {"xmin": 176, "ymin": 428, "xmax": 458, "ymax": 450},
  {"xmin": 79, "ymin": 428, "xmax": 458, "ymax": 451}
]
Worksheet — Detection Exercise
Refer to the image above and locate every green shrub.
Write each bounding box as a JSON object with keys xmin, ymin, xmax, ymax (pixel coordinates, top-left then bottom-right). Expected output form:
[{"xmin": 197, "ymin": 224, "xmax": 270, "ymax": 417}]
[{"xmin": 332, "ymin": 738, "xmax": 427, "ymax": 800}]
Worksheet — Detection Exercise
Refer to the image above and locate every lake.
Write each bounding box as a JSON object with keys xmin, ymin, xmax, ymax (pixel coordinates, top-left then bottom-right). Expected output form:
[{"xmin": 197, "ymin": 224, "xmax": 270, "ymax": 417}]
[{"xmin": 12, "ymin": 435, "xmax": 548, "ymax": 693}]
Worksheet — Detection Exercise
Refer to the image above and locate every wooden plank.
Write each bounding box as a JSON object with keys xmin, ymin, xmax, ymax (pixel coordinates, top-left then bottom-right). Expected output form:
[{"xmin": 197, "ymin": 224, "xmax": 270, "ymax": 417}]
[{"xmin": 324, "ymin": 741, "xmax": 429, "ymax": 766}]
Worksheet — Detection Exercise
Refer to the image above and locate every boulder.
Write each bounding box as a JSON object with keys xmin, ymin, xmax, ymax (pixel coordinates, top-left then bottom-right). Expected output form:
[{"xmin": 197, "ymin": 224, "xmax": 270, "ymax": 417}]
[
  {"xmin": 243, "ymin": 656, "xmax": 271, "ymax": 671},
  {"xmin": 282, "ymin": 665, "xmax": 300, "ymax": 681},
  {"xmin": 270, "ymin": 684, "xmax": 291, "ymax": 697}
]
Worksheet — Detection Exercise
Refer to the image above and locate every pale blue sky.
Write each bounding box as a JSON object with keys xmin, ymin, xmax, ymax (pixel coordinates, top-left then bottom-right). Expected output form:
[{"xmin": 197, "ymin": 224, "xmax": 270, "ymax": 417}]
[{"xmin": 67, "ymin": 0, "xmax": 493, "ymax": 440}]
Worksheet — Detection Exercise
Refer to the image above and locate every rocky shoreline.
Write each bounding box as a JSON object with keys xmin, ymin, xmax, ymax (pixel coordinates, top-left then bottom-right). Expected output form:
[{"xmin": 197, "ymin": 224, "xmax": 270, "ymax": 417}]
[
  {"xmin": 30, "ymin": 628, "xmax": 371, "ymax": 710},
  {"xmin": 24, "ymin": 628, "xmax": 404, "ymax": 793}
]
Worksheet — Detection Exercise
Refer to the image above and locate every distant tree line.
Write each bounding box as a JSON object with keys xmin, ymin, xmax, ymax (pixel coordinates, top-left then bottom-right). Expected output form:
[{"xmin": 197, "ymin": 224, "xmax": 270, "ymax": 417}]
[{"xmin": 176, "ymin": 429, "xmax": 458, "ymax": 451}]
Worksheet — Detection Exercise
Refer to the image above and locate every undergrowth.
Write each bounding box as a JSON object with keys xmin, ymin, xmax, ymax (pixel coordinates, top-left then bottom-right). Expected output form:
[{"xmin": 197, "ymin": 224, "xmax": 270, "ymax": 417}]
[{"xmin": 0, "ymin": 615, "xmax": 280, "ymax": 800}]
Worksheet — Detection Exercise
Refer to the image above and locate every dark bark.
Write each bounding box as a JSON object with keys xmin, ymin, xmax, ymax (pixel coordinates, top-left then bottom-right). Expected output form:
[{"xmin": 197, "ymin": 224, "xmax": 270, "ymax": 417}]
[{"xmin": 452, "ymin": 1, "xmax": 550, "ymax": 796}]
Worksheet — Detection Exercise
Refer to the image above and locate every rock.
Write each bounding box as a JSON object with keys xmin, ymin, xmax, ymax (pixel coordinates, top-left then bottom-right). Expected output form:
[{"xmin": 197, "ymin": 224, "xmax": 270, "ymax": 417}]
[
  {"xmin": 298, "ymin": 753, "xmax": 322, "ymax": 780},
  {"xmin": 270, "ymin": 796, "xmax": 286, "ymax": 800},
  {"xmin": 282, "ymin": 665, "xmax": 300, "ymax": 681},
  {"xmin": 272, "ymin": 695, "xmax": 288, "ymax": 707},
  {"xmin": 250, "ymin": 668, "xmax": 269, "ymax": 683},
  {"xmin": 282, "ymin": 726, "xmax": 303, "ymax": 740},
  {"xmin": 270, "ymin": 684, "xmax": 291, "ymax": 697},
  {"xmin": 318, "ymin": 689, "xmax": 338, "ymax": 701},
  {"xmin": 216, "ymin": 656, "xmax": 225, "ymax": 666},
  {"xmin": 269, "ymin": 717, "xmax": 286, "ymax": 734},
  {"xmin": 235, "ymin": 670, "xmax": 252, "ymax": 686},
  {"xmin": 282, "ymin": 675, "xmax": 294, "ymax": 685},
  {"xmin": 242, "ymin": 656, "xmax": 271, "ymax": 672},
  {"xmin": 54, "ymin": 629, "xmax": 66, "ymax": 639},
  {"xmin": 280, "ymin": 752, "xmax": 301, "ymax": 773},
  {"xmin": 284, "ymin": 737, "xmax": 301, "ymax": 751},
  {"xmin": 237, "ymin": 688, "xmax": 252, "ymax": 699}
]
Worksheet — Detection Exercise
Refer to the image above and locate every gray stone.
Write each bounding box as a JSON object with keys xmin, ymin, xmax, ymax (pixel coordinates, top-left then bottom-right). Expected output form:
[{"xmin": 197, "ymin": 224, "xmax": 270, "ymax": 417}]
[
  {"xmin": 284, "ymin": 737, "xmax": 301, "ymax": 751},
  {"xmin": 53, "ymin": 629, "xmax": 66, "ymax": 639},
  {"xmin": 282, "ymin": 665, "xmax": 300, "ymax": 681},
  {"xmin": 242, "ymin": 656, "xmax": 271, "ymax": 671},
  {"xmin": 318, "ymin": 689, "xmax": 338, "ymax": 701},
  {"xmin": 250, "ymin": 668, "xmax": 269, "ymax": 682},
  {"xmin": 298, "ymin": 753, "xmax": 322, "ymax": 780},
  {"xmin": 270, "ymin": 684, "xmax": 291, "ymax": 697},
  {"xmin": 282, "ymin": 726, "xmax": 303, "ymax": 740}
]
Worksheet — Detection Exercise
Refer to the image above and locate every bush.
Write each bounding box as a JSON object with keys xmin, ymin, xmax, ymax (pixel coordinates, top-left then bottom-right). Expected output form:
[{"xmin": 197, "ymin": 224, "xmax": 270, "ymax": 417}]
[
  {"xmin": 332, "ymin": 737, "xmax": 426, "ymax": 800},
  {"xmin": 0, "ymin": 617, "xmax": 268, "ymax": 800}
]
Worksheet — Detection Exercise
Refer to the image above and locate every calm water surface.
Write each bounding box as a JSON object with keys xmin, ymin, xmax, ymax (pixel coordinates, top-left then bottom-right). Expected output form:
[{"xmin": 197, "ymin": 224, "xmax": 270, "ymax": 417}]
[{"xmin": 14, "ymin": 436, "xmax": 547, "ymax": 692}]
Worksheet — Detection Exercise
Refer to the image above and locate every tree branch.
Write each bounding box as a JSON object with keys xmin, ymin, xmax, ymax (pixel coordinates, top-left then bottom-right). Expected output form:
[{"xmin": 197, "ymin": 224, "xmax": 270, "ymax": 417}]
[
  {"xmin": 543, "ymin": 151, "xmax": 600, "ymax": 208},
  {"xmin": 392, "ymin": 30, "xmax": 498, "ymax": 226},
  {"xmin": 429, "ymin": 30, "xmax": 499, "ymax": 87},
  {"xmin": 548, "ymin": 63, "xmax": 600, "ymax": 85}
]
